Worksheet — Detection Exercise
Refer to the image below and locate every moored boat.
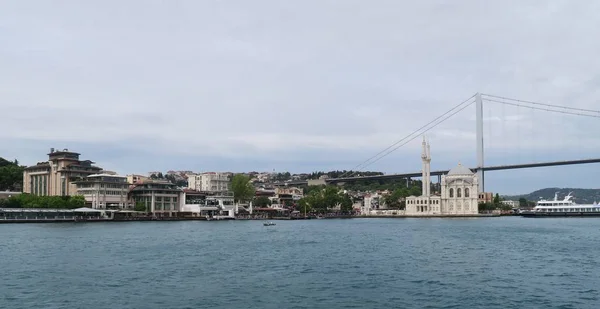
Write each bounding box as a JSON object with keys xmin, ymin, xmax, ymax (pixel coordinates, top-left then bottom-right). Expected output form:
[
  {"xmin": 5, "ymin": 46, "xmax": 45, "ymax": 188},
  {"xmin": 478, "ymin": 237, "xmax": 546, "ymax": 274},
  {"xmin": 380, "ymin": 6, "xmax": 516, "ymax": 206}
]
[
  {"xmin": 263, "ymin": 221, "xmax": 276, "ymax": 226},
  {"xmin": 520, "ymin": 192, "xmax": 600, "ymax": 217}
]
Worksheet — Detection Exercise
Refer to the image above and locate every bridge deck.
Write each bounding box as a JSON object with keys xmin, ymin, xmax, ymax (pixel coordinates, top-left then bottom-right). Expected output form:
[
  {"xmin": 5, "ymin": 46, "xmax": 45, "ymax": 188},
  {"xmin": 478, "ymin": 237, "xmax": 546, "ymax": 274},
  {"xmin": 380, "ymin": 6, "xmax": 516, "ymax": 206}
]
[{"xmin": 271, "ymin": 158, "xmax": 600, "ymax": 185}]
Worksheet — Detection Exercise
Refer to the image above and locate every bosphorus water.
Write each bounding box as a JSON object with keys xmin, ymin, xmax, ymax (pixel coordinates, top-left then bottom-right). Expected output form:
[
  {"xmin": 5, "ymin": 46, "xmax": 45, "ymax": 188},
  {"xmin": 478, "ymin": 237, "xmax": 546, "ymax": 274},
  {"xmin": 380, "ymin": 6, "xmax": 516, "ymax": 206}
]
[{"xmin": 1, "ymin": 217, "xmax": 599, "ymax": 309}]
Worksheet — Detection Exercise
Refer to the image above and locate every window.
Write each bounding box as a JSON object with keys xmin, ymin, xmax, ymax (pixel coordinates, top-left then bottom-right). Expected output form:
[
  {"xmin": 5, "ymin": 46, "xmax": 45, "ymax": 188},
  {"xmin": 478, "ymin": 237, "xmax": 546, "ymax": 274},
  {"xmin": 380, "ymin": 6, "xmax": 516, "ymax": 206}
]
[
  {"xmin": 457, "ymin": 188, "xmax": 462, "ymax": 198},
  {"xmin": 449, "ymin": 188, "xmax": 454, "ymax": 198},
  {"xmin": 465, "ymin": 188, "xmax": 470, "ymax": 198}
]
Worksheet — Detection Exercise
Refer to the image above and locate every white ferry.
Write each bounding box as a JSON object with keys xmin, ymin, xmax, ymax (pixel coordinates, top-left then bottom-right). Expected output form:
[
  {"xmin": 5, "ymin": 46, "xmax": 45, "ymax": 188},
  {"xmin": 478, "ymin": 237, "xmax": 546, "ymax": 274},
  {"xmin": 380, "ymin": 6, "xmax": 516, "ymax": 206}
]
[{"xmin": 521, "ymin": 192, "xmax": 600, "ymax": 217}]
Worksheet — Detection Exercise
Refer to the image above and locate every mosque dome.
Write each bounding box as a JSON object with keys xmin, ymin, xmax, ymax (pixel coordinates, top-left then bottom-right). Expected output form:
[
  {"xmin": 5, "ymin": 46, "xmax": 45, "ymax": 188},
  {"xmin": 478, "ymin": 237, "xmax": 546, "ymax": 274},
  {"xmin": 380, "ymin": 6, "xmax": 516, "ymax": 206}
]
[{"xmin": 447, "ymin": 163, "xmax": 474, "ymax": 176}]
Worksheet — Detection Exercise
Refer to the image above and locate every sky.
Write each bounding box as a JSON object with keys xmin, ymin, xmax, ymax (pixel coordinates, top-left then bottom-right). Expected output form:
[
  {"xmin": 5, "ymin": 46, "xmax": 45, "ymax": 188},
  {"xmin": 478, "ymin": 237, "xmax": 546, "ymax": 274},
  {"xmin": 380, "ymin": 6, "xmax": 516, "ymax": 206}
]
[{"xmin": 1, "ymin": 0, "xmax": 600, "ymax": 195}]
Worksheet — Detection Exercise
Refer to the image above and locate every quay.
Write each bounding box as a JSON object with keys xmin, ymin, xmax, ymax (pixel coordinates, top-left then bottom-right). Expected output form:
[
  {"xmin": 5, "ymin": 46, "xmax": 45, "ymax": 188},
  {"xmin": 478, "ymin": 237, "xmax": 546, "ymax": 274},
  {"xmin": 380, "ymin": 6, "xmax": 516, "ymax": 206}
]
[{"xmin": 0, "ymin": 207, "xmax": 506, "ymax": 224}]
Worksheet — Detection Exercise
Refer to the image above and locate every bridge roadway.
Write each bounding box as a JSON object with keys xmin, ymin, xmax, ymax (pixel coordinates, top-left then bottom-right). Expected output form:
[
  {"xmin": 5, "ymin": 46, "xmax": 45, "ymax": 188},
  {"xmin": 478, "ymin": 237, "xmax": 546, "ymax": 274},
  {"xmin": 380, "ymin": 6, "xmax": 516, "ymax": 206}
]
[{"xmin": 271, "ymin": 158, "xmax": 600, "ymax": 186}]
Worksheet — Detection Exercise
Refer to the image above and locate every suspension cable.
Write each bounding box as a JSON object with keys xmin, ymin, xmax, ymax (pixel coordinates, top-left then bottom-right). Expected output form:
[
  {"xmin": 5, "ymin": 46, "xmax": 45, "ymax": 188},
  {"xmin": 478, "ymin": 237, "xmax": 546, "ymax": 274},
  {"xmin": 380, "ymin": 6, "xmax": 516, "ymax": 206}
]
[
  {"xmin": 341, "ymin": 98, "xmax": 477, "ymax": 178},
  {"xmin": 483, "ymin": 98, "xmax": 600, "ymax": 119},
  {"xmin": 337, "ymin": 94, "xmax": 477, "ymax": 179},
  {"xmin": 481, "ymin": 93, "xmax": 600, "ymax": 114}
]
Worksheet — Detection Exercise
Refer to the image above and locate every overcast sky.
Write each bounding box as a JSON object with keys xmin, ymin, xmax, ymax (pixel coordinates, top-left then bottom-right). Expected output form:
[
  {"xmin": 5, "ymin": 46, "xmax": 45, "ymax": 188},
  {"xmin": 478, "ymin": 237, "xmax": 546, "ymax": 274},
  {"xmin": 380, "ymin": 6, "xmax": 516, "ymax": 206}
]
[{"xmin": 2, "ymin": 0, "xmax": 600, "ymax": 194}]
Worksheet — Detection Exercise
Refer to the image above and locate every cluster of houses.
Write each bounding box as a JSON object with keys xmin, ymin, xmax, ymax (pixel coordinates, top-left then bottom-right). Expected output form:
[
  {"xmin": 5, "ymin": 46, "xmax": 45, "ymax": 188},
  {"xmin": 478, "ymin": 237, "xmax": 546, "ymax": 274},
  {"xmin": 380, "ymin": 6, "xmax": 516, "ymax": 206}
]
[
  {"xmin": 9, "ymin": 139, "xmax": 514, "ymax": 219},
  {"xmin": 16, "ymin": 148, "xmax": 308, "ymax": 219}
]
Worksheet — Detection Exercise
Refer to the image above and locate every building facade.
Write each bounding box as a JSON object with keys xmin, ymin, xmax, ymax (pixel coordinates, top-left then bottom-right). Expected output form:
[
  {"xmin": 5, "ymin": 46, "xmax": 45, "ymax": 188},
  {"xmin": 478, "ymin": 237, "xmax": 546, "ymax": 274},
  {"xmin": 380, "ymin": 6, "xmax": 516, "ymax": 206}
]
[
  {"xmin": 129, "ymin": 180, "xmax": 182, "ymax": 216},
  {"xmin": 23, "ymin": 148, "xmax": 103, "ymax": 196},
  {"xmin": 74, "ymin": 174, "xmax": 132, "ymax": 209},
  {"xmin": 127, "ymin": 174, "xmax": 149, "ymax": 184},
  {"xmin": 187, "ymin": 172, "xmax": 231, "ymax": 193},
  {"xmin": 405, "ymin": 138, "xmax": 479, "ymax": 216}
]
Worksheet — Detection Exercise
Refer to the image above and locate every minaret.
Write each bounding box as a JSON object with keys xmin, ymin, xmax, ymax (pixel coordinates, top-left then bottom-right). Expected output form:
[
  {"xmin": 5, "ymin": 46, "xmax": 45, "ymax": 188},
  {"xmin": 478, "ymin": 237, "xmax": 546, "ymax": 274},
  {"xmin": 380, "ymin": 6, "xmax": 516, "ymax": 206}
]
[{"xmin": 421, "ymin": 136, "xmax": 431, "ymax": 197}]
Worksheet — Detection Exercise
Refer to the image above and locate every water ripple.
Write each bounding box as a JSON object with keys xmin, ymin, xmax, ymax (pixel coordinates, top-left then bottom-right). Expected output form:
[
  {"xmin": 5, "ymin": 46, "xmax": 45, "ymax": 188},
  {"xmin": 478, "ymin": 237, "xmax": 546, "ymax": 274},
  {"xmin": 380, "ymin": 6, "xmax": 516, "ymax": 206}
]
[{"xmin": 1, "ymin": 218, "xmax": 599, "ymax": 308}]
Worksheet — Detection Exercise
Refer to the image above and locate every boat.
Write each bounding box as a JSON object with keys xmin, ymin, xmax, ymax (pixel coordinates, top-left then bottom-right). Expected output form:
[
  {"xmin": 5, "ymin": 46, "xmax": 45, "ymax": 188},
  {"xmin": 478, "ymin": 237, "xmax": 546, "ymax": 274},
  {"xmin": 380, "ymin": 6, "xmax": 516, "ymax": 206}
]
[
  {"xmin": 263, "ymin": 221, "xmax": 276, "ymax": 226},
  {"xmin": 520, "ymin": 192, "xmax": 600, "ymax": 217}
]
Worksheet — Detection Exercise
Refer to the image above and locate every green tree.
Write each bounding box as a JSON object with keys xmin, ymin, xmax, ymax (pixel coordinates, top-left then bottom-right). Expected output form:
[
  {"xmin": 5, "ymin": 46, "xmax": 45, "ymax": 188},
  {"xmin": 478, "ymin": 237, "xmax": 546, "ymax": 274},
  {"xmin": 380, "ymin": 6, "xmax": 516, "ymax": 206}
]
[
  {"xmin": 67, "ymin": 195, "xmax": 86, "ymax": 209},
  {"xmin": 297, "ymin": 197, "xmax": 313, "ymax": 215},
  {"xmin": 338, "ymin": 194, "xmax": 353, "ymax": 212},
  {"xmin": 518, "ymin": 198, "xmax": 528, "ymax": 207},
  {"xmin": 478, "ymin": 202, "xmax": 496, "ymax": 212},
  {"xmin": 384, "ymin": 188, "xmax": 409, "ymax": 210},
  {"xmin": 231, "ymin": 174, "xmax": 255, "ymax": 203},
  {"xmin": 0, "ymin": 158, "xmax": 24, "ymax": 191},
  {"xmin": 253, "ymin": 196, "xmax": 272, "ymax": 207},
  {"xmin": 493, "ymin": 193, "xmax": 501, "ymax": 205},
  {"xmin": 134, "ymin": 202, "xmax": 147, "ymax": 212},
  {"xmin": 297, "ymin": 186, "xmax": 353, "ymax": 213}
]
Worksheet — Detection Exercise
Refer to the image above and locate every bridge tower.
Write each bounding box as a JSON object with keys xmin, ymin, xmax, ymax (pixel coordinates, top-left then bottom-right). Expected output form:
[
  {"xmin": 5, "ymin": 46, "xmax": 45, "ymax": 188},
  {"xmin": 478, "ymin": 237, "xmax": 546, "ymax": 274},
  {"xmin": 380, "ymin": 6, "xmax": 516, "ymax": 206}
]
[{"xmin": 475, "ymin": 93, "xmax": 484, "ymax": 192}]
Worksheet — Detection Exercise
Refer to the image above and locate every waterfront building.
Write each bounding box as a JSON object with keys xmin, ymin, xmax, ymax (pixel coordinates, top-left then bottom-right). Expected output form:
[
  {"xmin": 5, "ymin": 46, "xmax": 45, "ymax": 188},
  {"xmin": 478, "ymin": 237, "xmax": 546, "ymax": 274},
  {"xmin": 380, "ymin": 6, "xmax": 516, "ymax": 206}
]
[
  {"xmin": 187, "ymin": 172, "xmax": 231, "ymax": 193},
  {"xmin": 273, "ymin": 187, "xmax": 303, "ymax": 206},
  {"xmin": 180, "ymin": 189, "xmax": 236, "ymax": 218},
  {"xmin": 405, "ymin": 138, "xmax": 479, "ymax": 216},
  {"xmin": 501, "ymin": 200, "xmax": 519, "ymax": 208},
  {"xmin": 74, "ymin": 174, "xmax": 132, "ymax": 209},
  {"xmin": 128, "ymin": 180, "xmax": 183, "ymax": 216},
  {"xmin": 23, "ymin": 148, "xmax": 103, "ymax": 196}
]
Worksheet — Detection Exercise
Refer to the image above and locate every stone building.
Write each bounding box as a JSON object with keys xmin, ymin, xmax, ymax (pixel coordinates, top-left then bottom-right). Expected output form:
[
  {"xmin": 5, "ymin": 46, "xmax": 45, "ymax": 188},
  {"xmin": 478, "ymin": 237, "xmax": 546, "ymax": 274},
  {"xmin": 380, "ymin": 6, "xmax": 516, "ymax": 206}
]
[
  {"xmin": 22, "ymin": 148, "xmax": 103, "ymax": 196},
  {"xmin": 405, "ymin": 138, "xmax": 479, "ymax": 216}
]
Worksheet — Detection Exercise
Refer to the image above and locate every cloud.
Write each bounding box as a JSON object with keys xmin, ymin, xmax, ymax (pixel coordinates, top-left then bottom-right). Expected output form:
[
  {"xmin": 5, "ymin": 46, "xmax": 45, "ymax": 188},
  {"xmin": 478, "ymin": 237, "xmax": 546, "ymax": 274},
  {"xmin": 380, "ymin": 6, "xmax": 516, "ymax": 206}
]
[{"xmin": 2, "ymin": 0, "xmax": 600, "ymax": 194}]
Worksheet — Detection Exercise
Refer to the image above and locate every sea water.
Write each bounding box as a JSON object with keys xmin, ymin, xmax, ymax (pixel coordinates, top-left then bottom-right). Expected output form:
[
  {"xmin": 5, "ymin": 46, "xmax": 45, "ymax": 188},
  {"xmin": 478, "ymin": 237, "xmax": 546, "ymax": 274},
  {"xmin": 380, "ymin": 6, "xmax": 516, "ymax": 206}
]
[{"xmin": 1, "ymin": 217, "xmax": 598, "ymax": 309}]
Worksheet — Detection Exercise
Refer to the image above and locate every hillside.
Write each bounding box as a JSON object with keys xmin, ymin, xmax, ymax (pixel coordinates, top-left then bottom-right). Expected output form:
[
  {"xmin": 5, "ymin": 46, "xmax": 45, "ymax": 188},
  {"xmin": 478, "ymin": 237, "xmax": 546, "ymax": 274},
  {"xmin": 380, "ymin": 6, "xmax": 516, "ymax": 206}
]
[{"xmin": 503, "ymin": 188, "xmax": 600, "ymax": 204}]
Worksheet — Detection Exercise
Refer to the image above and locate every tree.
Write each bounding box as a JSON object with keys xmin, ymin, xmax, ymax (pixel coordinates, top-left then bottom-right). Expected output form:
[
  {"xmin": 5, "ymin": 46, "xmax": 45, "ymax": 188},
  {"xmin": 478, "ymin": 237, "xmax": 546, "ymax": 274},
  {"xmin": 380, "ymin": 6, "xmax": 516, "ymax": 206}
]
[
  {"xmin": 297, "ymin": 186, "xmax": 353, "ymax": 214},
  {"xmin": 478, "ymin": 202, "xmax": 495, "ymax": 212},
  {"xmin": 338, "ymin": 194, "xmax": 353, "ymax": 212},
  {"xmin": 134, "ymin": 202, "xmax": 147, "ymax": 212},
  {"xmin": 518, "ymin": 198, "xmax": 528, "ymax": 208},
  {"xmin": 297, "ymin": 198, "xmax": 313, "ymax": 215},
  {"xmin": 254, "ymin": 196, "xmax": 272, "ymax": 207},
  {"xmin": 383, "ymin": 188, "xmax": 410, "ymax": 210},
  {"xmin": 493, "ymin": 193, "xmax": 501, "ymax": 205},
  {"xmin": 67, "ymin": 195, "xmax": 86, "ymax": 209},
  {"xmin": 0, "ymin": 158, "xmax": 24, "ymax": 191},
  {"xmin": 231, "ymin": 174, "xmax": 255, "ymax": 203}
]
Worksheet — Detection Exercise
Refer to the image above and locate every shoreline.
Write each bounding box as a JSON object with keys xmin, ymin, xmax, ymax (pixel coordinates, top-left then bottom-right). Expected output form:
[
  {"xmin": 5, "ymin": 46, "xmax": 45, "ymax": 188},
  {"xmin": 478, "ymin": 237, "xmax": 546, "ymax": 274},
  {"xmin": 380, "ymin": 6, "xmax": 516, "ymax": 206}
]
[{"xmin": 0, "ymin": 213, "xmax": 510, "ymax": 224}]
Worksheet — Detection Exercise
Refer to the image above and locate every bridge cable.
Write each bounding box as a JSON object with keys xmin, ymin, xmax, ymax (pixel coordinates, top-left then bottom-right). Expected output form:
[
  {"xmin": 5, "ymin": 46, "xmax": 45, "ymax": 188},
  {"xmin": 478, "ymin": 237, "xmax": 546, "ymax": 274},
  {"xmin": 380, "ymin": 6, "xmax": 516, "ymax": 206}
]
[
  {"xmin": 340, "ymin": 96, "xmax": 477, "ymax": 178},
  {"xmin": 482, "ymin": 98, "xmax": 600, "ymax": 119},
  {"xmin": 481, "ymin": 93, "xmax": 600, "ymax": 114},
  {"xmin": 337, "ymin": 94, "xmax": 477, "ymax": 178}
]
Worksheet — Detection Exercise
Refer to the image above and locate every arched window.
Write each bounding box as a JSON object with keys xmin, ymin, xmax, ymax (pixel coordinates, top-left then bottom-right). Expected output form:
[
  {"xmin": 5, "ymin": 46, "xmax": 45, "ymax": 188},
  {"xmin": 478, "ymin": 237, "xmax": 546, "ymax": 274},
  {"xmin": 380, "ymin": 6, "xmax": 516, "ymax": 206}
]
[
  {"xmin": 449, "ymin": 188, "xmax": 454, "ymax": 198},
  {"xmin": 465, "ymin": 188, "xmax": 470, "ymax": 198},
  {"xmin": 457, "ymin": 188, "xmax": 462, "ymax": 198}
]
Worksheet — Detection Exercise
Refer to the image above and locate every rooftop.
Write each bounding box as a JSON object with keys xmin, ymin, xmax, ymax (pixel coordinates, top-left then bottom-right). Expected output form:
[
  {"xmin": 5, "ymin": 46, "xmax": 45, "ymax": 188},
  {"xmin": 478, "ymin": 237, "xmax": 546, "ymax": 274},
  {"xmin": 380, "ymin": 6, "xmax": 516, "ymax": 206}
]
[{"xmin": 447, "ymin": 163, "xmax": 474, "ymax": 176}]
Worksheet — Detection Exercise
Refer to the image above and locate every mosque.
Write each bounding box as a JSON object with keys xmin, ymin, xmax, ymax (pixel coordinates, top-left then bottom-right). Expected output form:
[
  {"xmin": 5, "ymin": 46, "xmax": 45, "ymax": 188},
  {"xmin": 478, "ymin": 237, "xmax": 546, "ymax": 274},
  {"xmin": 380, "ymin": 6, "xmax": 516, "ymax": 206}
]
[{"xmin": 404, "ymin": 137, "xmax": 480, "ymax": 216}]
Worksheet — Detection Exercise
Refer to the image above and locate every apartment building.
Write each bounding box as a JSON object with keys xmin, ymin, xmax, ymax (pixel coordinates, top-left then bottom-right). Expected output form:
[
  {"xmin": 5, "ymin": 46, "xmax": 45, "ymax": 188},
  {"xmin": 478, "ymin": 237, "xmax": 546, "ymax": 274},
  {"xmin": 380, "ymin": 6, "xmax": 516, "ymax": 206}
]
[
  {"xmin": 187, "ymin": 172, "xmax": 231, "ymax": 193},
  {"xmin": 23, "ymin": 148, "xmax": 103, "ymax": 196}
]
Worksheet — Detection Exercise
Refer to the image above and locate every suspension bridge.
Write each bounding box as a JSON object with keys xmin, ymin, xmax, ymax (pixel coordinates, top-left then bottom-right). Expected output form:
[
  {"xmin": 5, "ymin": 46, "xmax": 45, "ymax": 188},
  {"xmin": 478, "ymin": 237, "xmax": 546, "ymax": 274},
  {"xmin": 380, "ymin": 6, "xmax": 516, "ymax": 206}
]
[{"xmin": 273, "ymin": 93, "xmax": 600, "ymax": 191}]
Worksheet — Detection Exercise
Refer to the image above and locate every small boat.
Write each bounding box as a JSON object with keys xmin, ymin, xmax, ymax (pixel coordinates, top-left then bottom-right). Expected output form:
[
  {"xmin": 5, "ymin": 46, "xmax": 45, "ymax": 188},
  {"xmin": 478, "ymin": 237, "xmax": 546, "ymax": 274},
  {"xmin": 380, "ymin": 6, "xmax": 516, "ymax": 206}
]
[{"xmin": 263, "ymin": 221, "xmax": 276, "ymax": 226}]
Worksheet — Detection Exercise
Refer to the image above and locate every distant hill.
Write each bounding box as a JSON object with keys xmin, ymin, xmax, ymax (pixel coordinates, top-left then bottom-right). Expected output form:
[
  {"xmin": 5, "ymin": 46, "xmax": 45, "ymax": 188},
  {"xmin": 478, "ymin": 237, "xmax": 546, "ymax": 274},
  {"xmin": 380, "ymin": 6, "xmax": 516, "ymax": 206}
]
[{"xmin": 503, "ymin": 188, "xmax": 600, "ymax": 204}]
